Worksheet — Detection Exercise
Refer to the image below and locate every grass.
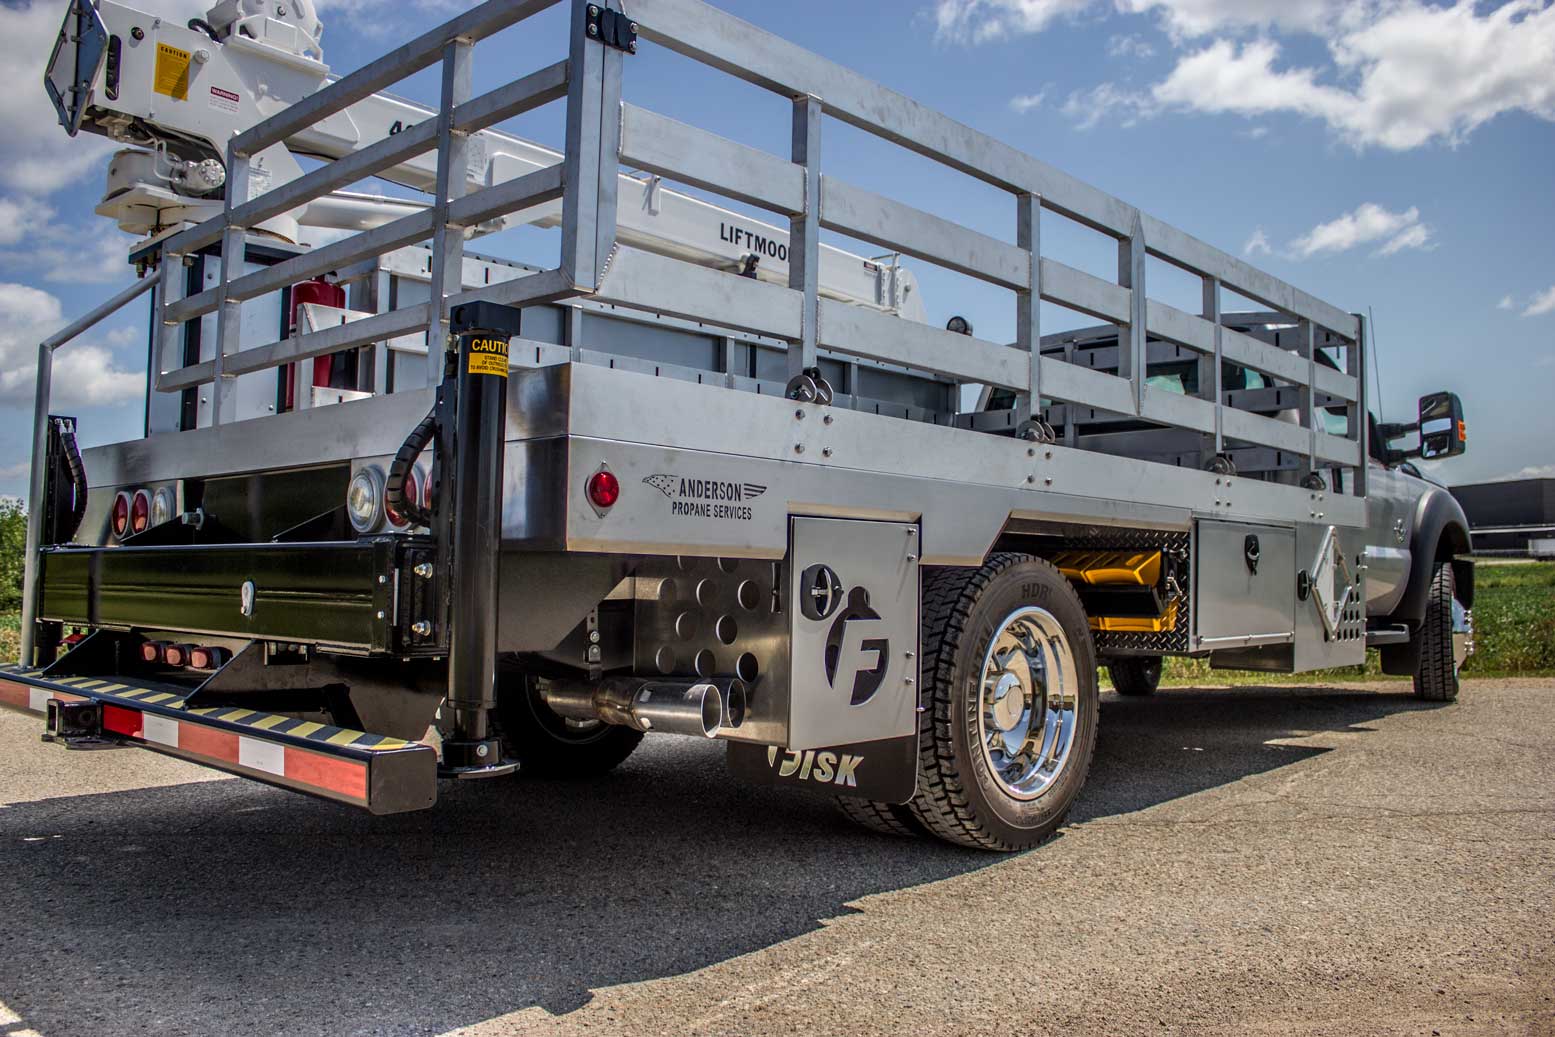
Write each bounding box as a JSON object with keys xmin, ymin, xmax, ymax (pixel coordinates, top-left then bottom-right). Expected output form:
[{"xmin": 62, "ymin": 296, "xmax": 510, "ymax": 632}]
[
  {"xmin": 3, "ymin": 562, "xmax": 1551, "ymax": 680},
  {"xmin": 1162, "ymin": 559, "xmax": 1555, "ymax": 685}
]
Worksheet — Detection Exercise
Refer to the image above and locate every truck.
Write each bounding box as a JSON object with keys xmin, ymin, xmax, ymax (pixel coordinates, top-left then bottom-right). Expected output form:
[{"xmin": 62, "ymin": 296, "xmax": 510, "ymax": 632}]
[{"xmin": 2, "ymin": 0, "xmax": 1474, "ymax": 851}]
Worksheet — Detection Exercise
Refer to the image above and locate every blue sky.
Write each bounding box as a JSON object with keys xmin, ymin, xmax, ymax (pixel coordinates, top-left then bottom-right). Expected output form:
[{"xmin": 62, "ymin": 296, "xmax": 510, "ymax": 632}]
[{"xmin": 0, "ymin": 0, "xmax": 1550, "ymax": 497}]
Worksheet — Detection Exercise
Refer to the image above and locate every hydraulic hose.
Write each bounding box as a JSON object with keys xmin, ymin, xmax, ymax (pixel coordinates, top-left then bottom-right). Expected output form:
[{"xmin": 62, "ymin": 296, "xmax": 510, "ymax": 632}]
[
  {"xmin": 56, "ymin": 419, "xmax": 87, "ymax": 543},
  {"xmin": 386, "ymin": 407, "xmax": 436, "ymax": 529}
]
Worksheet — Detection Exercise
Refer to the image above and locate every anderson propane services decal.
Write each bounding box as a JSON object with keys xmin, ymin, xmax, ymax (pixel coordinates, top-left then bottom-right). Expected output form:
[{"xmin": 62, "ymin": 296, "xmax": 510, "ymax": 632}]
[{"xmin": 642, "ymin": 474, "xmax": 765, "ymax": 522}]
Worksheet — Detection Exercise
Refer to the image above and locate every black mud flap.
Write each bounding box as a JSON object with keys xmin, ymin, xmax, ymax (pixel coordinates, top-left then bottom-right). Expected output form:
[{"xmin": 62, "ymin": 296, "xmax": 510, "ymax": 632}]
[{"xmin": 726, "ymin": 734, "xmax": 918, "ymax": 804}]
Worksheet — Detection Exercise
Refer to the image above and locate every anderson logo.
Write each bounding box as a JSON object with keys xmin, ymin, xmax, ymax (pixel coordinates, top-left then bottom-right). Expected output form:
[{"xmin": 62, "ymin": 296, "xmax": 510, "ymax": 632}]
[
  {"xmin": 766, "ymin": 745, "xmax": 863, "ymax": 787},
  {"xmin": 823, "ymin": 587, "xmax": 890, "ymax": 707},
  {"xmin": 641, "ymin": 474, "xmax": 764, "ymax": 521}
]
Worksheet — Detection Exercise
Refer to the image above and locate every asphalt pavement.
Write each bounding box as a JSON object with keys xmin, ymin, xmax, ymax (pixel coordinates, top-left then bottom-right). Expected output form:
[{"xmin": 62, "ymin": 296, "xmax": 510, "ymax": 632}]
[{"xmin": 1, "ymin": 679, "xmax": 1551, "ymax": 1036}]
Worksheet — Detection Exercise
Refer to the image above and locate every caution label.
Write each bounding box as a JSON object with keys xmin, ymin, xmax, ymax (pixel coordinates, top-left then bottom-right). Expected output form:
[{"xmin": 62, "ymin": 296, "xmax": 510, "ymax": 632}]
[
  {"xmin": 465, "ymin": 336, "xmax": 509, "ymax": 377},
  {"xmin": 154, "ymin": 43, "xmax": 191, "ymax": 101}
]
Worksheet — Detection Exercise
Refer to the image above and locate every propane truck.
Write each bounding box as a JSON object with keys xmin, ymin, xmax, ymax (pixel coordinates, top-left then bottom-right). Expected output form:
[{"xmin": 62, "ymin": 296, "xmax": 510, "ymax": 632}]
[{"xmin": 2, "ymin": 0, "xmax": 1472, "ymax": 850}]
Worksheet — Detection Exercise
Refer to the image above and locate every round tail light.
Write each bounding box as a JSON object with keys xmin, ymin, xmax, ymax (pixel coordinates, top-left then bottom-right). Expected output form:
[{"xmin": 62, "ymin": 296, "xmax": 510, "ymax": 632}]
[
  {"xmin": 163, "ymin": 643, "xmax": 193, "ymax": 667},
  {"xmin": 385, "ymin": 467, "xmax": 419, "ymax": 528},
  {"xmin": 151, "ymin": 487, "xmax": 175, "ymax": 527},
  {"xmin": 587, "ymin": 469, "xmax": 620, "ymax": 510},
  {"xmin": 140, "ymin": 641, "xmax": 166, "ymax": 664},
  {"xmin": 111, "ymin": 491, "xmax": 131, "ymax": 538},
  {"xmin": 130, "ymin": 490, "xmax": 151, "ymax": 534},
  {"xmin": 188, "ymin": 646, "xmax": 229, "ymax": 670},
  {"xmin": 347, "ymin": 466, "xmax": 385, "ymax": 533},
  {"xmin": 422, "ymin": 465, "xmax": 434, "ymax": 510}
]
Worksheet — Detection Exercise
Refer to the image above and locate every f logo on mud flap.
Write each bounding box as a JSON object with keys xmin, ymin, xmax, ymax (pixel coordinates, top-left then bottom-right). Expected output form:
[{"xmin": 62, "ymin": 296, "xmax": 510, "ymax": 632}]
[{"xmin": 824, "ymin": 587, "xmax": 890, "ymax": 707}]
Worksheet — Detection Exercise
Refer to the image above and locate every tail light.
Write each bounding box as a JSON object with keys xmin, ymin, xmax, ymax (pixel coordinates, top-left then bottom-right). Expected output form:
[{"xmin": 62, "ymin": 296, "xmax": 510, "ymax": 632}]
[
  {"xmin": 130, "ymin": 489, "xmax": 151, "ymax": 534},
  {"xmin": 587, "ymin": 469, "xmax": 620, "ymax": 509},
  {"xmin": 422, "ymin": 465, "xmax": 434, "ymax": 510},
  {"xmin": 150, "ymin": 487, "xmax": 175, "ymax": 527},
  {"xmin": 385, "ymin": 467, "xmax": 419, "ymax": 528},
  {"xmin": 140, "ymin": 641, "xmax": 168, "ymax": 664},
  {"xmin": 188, "ymin": 646, "xmax": 230, "ymax": 670},
  {"xmin": 347, "ymin": 466, "xmax": 385, "ymax": 533},
  {"xmin": 111, "ymin": 491, "xmax": 132, "ymax": 538},
  {"xmin": 163, "ymin": 643, "xmax": 194, "ymax": 667}
]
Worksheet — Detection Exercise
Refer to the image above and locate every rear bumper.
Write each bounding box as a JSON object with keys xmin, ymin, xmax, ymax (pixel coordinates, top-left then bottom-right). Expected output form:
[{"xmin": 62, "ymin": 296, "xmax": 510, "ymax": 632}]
[{"xmin": 0, "ymin": 664, "xmax": 437, "ymax": 814}]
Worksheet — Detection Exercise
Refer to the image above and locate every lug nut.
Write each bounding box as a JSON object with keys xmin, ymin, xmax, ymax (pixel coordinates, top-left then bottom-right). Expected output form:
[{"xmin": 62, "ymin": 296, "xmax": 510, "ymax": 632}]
[{"xmin": 411, "ymin": 620, "xmax": 433, "ymax": 638}]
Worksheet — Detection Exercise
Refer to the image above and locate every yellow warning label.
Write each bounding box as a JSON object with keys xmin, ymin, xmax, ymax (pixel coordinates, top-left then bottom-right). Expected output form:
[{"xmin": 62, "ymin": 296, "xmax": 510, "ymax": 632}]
[
  {"xmin": 465, "ymin": 337, "xmax": 509, "ymax": 377},
  {"xmin": 154, "ymin": 43, "xmax": 191, "ymax": 101}
]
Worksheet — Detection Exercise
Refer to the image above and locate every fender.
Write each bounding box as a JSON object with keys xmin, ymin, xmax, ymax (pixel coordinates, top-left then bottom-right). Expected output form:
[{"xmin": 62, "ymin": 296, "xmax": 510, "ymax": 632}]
[{"xmin": 1380, "ymin": 486, "xmax": 1473, "ymax": 675}]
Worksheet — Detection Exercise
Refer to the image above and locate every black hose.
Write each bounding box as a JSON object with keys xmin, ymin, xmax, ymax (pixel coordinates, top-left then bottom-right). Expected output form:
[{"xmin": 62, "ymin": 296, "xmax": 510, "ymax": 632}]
[
  {"xmin": 56, "ymin": 420, "xmax": 88, "ymax": 543},
  {"xmin": 386, "ymin": 407, "xmax": 436, "ymax": 529},
  {"xmin": 188, "ymin": 18, "xmax": 221, "ymax": 43}
]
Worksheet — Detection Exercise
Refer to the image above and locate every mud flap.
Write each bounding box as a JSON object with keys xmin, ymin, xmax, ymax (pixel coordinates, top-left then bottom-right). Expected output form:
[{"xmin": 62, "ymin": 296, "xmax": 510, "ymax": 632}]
[{"xmin": 726, "ymin": 734, "xmax": 918, "ymax": 805}]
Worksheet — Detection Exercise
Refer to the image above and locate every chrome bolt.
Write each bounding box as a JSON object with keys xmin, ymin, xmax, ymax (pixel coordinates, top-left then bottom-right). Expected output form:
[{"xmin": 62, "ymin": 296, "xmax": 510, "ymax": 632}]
[
  {"xmin": 588, "ymin": 630, "xmax": 601, "ymax": 644},
  {"xmin": 413, "ymin": 563, "xmax": 434, "ymax": 579},
  {"xmin": 376, "ymin": 611, "xmax": 386, "ymax": 620},
  {"xmin": 378, "ymin": 575, "xmax": 388, "ymax": 584},
  {"xmin": 587, "ymin": 22, "xmax": 599, "ymax": 36},
  {"xmin": 476, "ymin": 743, "xmax": 489, "ymax": 758},
  {"xmin": 411, "ymin": 620, "xmax": 433, "ymax": 637}
]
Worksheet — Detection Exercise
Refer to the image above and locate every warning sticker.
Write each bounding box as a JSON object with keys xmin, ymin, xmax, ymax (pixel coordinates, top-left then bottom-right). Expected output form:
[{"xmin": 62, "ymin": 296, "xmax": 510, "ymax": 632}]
[
  {"xmin": 465, "ymin": 337, "xmax": 509, "ymax": 377},
  {"xmin": 154, "ymin": 43, "xmax": 191, "ymax": 101},
  {"xmin": 209, "ymin": 86, "xmax": 241, "ymax": 114}
]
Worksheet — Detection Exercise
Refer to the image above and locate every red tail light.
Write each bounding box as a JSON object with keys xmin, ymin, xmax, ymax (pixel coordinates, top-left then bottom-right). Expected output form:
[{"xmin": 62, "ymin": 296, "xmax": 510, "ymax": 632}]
[
  {"xmin": 140, "ymin": 641, "xmax": 167, "ymax": 664},
  {"xmin": 163, "ymin": 643, "xmax": 193, "ymax": 667},
  {"xmin": 188, "ymin": 646, "xmax": 230, "ymax": 670},
  {"xmin": 130, "ymin": 489, "xmax": 151, "ymax": 534},
  {"xmin": 111, "ymin": 491, "xmax": 132, "ymax": 538},
  {"xmin": 587, "ymin": 470, "xmax": 620, "ymax": 509},
  {"xmin": 422, "ymin": 466, "xmax": 434, "ymax": 510}
]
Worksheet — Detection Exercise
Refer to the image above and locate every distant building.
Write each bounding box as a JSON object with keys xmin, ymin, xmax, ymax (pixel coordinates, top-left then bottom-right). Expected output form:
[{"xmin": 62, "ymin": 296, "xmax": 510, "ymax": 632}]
[{"xmin": 1450, "ymin": 478, "xmax": 1555, "ymax": 556}]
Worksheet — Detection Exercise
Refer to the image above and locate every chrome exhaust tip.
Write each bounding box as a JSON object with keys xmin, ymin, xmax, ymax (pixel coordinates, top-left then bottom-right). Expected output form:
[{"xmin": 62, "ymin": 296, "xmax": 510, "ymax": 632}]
[{"xmin": 541, "ymin": 676, "xmax": 748, "ymax": 739}]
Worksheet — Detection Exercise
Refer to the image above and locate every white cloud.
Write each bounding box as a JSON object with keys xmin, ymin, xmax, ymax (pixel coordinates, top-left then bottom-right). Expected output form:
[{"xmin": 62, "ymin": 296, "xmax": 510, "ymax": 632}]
[
  {"xmin": 1009, "ymin": 92, "xmax": 1047, "ymax": 113},
  {"xmin": 0, "ymin": 201, "xmax": 136, "ymax": 285},
  {"xmin": 1497, "ymin": 295, "xmax": 1515, "ymax": 311},
  {"xmin": 1106, "ymin": 33, "xmax": 1156, "ymax": 59},
  {"xmin": 959, "ymin": 1, "xmax": 1555, "ymax": 151},
  {"xmin": 1373, "ymin": 220, "xmax": 1433, "ymax": 256},
  {"xmin": 933, "ymin": 0, "xmax": 1094, "ymax": 42},
  {"xmin": 1242, "ymin": 227, "xmax": 1271, "ymax": 256},
  {"xmin": 1288, "ymin": 203, "xmax": 1432, "ymax": 259},
  {"xmin": 1061, "ymin": 82, "xmax": 1150, "ymax": 129},
  {"xmin": 1523, "ymin": 286, "xmax": 1555, "ymax": 318},
  {"xmin": 1510, "ymin": 463, "xmax": 1555, "ymax": 479},
  {"xmin": 1243, "ymin": 125, "xmax": 1269, "ymax": 139},
  {"xmin": 1117, "ymin": 0, "xmax": 1359, "ymax": 39},
  {"xmin": 0, "ymin": 282, "xmax": 142, "ymax": 408}
]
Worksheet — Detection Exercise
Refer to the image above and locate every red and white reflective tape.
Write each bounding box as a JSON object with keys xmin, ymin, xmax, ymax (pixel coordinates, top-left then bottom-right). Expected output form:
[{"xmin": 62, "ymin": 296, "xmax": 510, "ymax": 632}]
[
  {"xmin": 0, "ymin": 679, "xmax": 78, "ymax": 714},
  {"xmin": 99, "ymin": 703, "xmax": 369, "ymax": 804}
]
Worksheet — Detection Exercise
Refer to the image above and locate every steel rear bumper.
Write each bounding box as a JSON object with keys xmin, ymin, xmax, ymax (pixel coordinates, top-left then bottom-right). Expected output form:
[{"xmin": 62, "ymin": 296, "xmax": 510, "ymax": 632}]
[{"xmin": 0, "ymin": 664, "xmax": 436, "ymax": 814}]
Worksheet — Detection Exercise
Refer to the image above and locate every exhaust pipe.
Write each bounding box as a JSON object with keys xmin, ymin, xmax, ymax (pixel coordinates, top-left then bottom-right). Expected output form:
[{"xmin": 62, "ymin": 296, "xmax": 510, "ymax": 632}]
[{"xmin": 541, "ymin": 677, "xmax": 747, "ymax": 739}]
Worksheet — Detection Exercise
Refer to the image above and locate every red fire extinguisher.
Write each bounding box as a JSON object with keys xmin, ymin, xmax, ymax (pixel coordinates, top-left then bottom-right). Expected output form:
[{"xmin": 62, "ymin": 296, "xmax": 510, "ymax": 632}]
[{"xmin": 284, "ymin": 278, "xmax": 346, "ymax": 410}]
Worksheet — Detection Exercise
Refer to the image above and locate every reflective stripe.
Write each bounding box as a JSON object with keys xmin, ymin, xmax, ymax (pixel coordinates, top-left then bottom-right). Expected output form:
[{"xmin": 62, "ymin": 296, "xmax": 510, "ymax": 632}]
[
  {"xmin": 141, "ymin": 713, "xmax": 179, "ymax": 748},
  {"xmin": 238, "ymin": 735, "xmax": 286, "ymax": 776}
]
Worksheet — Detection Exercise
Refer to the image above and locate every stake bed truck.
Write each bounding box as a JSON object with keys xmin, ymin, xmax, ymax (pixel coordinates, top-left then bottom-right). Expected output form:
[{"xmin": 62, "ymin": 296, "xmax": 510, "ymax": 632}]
[{"xmin": 5, "ymin": 0, "xmax": 1473, "ymax": 850}]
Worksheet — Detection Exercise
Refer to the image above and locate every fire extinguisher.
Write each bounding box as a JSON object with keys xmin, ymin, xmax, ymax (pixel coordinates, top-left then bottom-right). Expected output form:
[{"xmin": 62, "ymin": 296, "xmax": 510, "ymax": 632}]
[{"xmin": 283, "ymin": 278, "xmax": 346, "ymax": 411}]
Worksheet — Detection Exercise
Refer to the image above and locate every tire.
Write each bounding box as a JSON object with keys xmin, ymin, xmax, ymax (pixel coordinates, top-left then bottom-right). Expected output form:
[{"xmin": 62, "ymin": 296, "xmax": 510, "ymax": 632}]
[
  {"xmin": 909, "ymin": 553, "xmax": 1099, "ymax": 852},
  {"xmin": 1108, "ymin": 656, "xmax": 1162, "ymax": 696},
  {"xmin": 1413, "ymin": 559, "xmax": 1461, "ymax": 703},
  {"xmin": 833, "ymin": 797, "xmax": 924, "ymax": 838},
  {"xmin": 496, "ymin": 672, "xmax": 645, "ymax": 777}
]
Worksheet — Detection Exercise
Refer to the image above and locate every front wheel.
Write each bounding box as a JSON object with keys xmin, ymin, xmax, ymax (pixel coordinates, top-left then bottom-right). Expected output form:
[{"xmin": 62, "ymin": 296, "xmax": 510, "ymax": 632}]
[
  {"xmin": 1108, "ymin": 656, "xmax": 1162, "ymax": 696},
  {"xmin": 909, "ymin": 554, "xmax": 1099, "ymax": 852},
  {"xmin": 1413, "ymin": 560, "xmax": 1465, "ymax": 703}
]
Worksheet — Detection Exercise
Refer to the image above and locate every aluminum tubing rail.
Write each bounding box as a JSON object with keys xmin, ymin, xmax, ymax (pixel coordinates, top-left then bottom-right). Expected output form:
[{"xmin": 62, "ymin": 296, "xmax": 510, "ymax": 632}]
[{"xmin": 20, "ymin": 274, "xmax": 157, "ymax": 665}]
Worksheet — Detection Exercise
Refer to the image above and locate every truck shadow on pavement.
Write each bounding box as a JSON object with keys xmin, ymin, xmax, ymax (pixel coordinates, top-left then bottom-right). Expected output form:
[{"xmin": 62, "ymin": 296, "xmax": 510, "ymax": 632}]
[{"xmin": 0, "ymin": 684, "xmax": 1438, "ymax": 1036}]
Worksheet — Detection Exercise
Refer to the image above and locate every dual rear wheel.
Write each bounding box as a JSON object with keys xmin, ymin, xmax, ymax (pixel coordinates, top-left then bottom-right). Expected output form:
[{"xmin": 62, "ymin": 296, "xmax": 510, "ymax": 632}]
[{"xmin": 839, "ymin": 553, "xmax": 1100, "ymax": 851}]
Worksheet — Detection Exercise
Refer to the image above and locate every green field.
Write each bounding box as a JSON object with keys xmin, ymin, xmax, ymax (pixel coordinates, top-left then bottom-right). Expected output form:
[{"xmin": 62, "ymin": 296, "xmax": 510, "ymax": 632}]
[{"xmin": 4, "ymin": 561, "xmax": 1551, "ymax": 679}]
